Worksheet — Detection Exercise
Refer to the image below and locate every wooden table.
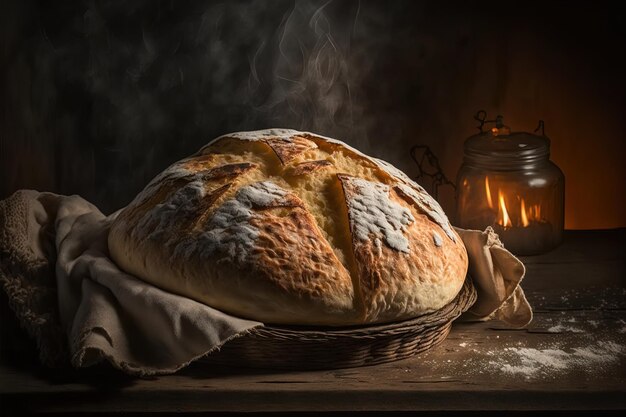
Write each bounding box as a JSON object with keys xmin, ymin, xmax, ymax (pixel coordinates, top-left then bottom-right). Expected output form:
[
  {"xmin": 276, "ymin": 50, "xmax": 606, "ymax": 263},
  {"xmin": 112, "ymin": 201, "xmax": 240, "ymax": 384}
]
[{"xmin": 1, "ymin": 229, "xmax": 625, "ymax": 414}]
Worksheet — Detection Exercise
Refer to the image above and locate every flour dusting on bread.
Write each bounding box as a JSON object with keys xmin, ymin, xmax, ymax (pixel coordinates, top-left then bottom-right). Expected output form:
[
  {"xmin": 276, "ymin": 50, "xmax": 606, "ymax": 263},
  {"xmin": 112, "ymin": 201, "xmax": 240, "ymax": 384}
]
[
  {"xmin": 218, "ymin": 128, "xmax": 299, "ymax": 142},
  {"xmin": 237, "ymin": 181, "xmax": 289, "ymax": 208},
  {"xmin": 193, "ymin": 181, "xmax": 293, "ymax": 262},
  {"xmin": 344, "ymin": 177, "xmax": 414, "ymax": 253},
  {"xmin": 395, "ymin": 183, "xmax": 456, "ymax": 242},
  {"xmin": 135, "ymin": 179, "xmax": 205, "ymax": 241},
  {"xmin": 192, "ymin": 191, "xmax": 258, "ymax": 263}
]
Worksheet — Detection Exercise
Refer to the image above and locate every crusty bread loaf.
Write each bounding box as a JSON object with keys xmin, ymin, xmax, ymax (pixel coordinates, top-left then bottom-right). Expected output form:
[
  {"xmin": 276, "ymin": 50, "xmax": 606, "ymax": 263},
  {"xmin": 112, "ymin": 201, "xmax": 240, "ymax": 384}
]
[{"xmin": 108, "ymin": 129, "xmax": 468, "ymax": 325}]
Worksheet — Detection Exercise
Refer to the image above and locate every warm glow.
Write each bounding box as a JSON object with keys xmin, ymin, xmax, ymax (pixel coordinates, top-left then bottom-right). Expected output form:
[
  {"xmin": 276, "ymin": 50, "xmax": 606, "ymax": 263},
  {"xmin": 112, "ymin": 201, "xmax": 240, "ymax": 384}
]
[
  {"xmin": 485, "ymin": 177, "xmax": 494, "ymax": 208},
  {"xmin": 498, "ymin": 191, "xmax": 512, "ymax": 227},
  {"xmin": 530, "ymin": 204, "xmax": 541, "ymax": 220},
  {"xmin": 485, "ymin": 176, "xmax": 545, "ymax": 228},
  {"xmin": 521, "ymin": 199, "xmax": 529, "ymax": 227}
]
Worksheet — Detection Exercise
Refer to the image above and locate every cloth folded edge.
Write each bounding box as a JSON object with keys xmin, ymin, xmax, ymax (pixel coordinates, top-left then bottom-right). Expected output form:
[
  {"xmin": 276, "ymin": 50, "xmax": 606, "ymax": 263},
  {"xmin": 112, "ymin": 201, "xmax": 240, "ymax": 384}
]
[
  {"xmin": 456, "ymin": 226, "xmax": 533, "ymax": 328},
  {"xmin": 0, "ymin": 190, "xmax": 69, "ymax": 367},
  {"xmin": 70, "ymin": 324, "xmax": 261, "ymax": 376}
]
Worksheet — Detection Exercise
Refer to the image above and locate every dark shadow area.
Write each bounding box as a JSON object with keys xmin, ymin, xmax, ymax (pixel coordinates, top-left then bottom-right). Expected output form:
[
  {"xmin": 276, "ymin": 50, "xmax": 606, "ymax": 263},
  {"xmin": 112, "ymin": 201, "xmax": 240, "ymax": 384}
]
[{"xmin": 1, "ymin": 0, "xmax": 625, "ymax": 228}]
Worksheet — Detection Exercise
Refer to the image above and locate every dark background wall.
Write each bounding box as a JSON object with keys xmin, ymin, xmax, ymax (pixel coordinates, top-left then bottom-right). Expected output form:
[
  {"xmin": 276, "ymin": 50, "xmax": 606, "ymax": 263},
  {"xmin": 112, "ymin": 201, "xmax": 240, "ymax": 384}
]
[{"xmin": 1, "ymin": 0, "xmax": 625, "ymax": 228}]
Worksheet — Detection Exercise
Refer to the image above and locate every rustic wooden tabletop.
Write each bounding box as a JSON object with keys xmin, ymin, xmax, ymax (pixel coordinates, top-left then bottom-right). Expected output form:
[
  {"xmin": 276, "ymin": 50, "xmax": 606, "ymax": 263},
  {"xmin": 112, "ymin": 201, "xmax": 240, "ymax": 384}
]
[{"xmin": 1, "ymin": 229, "xmax": 625, "ymax": 415}]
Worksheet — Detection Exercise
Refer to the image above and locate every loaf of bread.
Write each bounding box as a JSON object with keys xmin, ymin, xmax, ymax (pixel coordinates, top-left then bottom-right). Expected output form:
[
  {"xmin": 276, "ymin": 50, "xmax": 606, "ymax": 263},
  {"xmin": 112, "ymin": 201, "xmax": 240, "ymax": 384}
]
[{"xmin": 108, "ymin": 129, "xmax": 468, "ymax": 326}]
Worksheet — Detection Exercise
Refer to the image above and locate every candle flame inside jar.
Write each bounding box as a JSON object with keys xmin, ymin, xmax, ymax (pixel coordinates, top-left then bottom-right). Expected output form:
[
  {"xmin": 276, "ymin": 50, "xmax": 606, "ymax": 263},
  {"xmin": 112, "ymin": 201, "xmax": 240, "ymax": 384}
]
[
  {"xmin": 521, "ymin": 199, "xmax": 529, "ymax": 227},
  {"xmin": 498, "ymin": 191, "xmax": 512, "ymax": 227},
  {"xmin": 484, "ymin": 176, "xmax": 494, "ymax": 208},
  {"xmin": 484, "ymin": 177, "xmax": 543, "ymax": 229}
]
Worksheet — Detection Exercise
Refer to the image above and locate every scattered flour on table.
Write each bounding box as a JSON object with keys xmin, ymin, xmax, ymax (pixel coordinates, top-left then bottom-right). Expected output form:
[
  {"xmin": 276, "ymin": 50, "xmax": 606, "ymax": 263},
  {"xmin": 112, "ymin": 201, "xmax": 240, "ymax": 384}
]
[
  {"xmin": 490, "ymin": 341, "xmax": 624, "ymax": 378},
  {"xmin": 428, "ymin": 337, "xmax": 626, "ymax": 380},
  {"xmin": 547, "ymin": 324, "xmax": 584, "ymax": 333}
]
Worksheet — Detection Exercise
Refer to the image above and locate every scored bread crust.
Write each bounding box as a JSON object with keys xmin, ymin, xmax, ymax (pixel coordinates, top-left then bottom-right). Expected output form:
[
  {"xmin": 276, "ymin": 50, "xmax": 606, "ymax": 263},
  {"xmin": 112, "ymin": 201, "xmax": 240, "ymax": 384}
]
[{"xmin": 108, "ymin": 129, "xmax": 468, "ymax": 326}]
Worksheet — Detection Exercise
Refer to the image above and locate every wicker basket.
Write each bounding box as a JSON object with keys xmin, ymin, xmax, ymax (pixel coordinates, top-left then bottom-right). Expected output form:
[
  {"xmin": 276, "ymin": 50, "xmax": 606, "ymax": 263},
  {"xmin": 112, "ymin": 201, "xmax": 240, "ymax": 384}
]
[{"xmin": 202, "ymin": 277, "xmax": 477, "ymax": 370}]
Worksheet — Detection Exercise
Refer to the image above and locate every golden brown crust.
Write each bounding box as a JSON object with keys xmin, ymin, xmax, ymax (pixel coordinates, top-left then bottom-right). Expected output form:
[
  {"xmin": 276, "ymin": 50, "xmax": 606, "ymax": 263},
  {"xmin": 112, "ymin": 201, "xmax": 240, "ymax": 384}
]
[
  {"xmin": 288, "ymin": 160, "xmax": 333, "ymax": 176},
  {"xmin": 191, "ymin": 183, "xmax": 232, "ymax": 231},
  {"xmin": 245, "ymin": 208, "xmax": 356, "ymax": 323},
  {"xmin": 336, "ymin": 174, "xmax": 466, "ymax": 322},
  {"xmin": 264, "ymin": 136, "xmax": 317, "ymax": 165},
  {"xmin": 198, "ymin": 162, "xmax": 257, "ymax": 181},
  {"xmin": 108, "ymin": 129, "xmax": 468, "ymax": 326},
  {"xmin": 117, "ymin": 162, "xmax": 258, "ymax": 233},
  {"xmin": 180, "ymin": 153, "xmax": 215, "ymax": 171}
]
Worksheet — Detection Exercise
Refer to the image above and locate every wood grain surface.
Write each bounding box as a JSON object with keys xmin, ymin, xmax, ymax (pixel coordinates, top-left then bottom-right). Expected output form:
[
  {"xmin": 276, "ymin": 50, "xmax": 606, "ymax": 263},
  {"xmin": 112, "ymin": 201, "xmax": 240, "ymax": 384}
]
[{"xmin": 1, "ymin": 229, "xmax": 625, "ymax": 414}]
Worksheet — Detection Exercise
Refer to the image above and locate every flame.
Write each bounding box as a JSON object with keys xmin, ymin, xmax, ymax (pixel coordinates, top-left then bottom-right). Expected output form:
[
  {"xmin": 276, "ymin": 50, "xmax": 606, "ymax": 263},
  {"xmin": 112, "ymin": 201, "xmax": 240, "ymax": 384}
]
[
  {"xmin": 498, "ymin": 191, "xmax": 512, "ymax": 227},
  {"xmin": 522, "ymin": 201, "xmax": 542, "ymax": 226},
  {"xmin": 531, "ymin": 204, "xmax": 541, "ymax": 219},
  {"xmin": 485, "ymin": 177, "xmax": 494, "ymax": 208},
  {"xmin": 484, "ymin": 176, "xmax": 544, "ymax": 228},
  {"xmin": 521, "ymin": 199, "xmax": 529, "ymax": 227}
]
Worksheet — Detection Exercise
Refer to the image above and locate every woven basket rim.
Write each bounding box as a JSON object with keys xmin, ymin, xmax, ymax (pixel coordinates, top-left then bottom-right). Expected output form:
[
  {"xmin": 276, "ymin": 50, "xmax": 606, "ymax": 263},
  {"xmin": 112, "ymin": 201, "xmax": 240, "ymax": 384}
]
[
  {"xmin": 201, "ymin": 277, "xmax": 477, "ymax": 370},
  {"xmin": 248, "ymin": 276, "xmax": 477, "ymax": 338}
]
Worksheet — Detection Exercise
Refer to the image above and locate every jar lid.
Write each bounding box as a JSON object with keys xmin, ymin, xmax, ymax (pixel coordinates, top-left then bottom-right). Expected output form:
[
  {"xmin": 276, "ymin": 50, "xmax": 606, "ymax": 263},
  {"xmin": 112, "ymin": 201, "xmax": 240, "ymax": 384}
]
[{"xmin": 464, "ymin": 114, "xmax": 550, "ymax": 169}]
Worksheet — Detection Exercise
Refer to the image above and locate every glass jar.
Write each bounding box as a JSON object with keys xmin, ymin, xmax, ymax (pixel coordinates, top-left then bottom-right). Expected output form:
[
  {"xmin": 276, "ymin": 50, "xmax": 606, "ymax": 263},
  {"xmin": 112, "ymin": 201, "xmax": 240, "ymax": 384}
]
[{"xmin": 455, "ymin": 114, "xmax": 564, "ymax": 255}]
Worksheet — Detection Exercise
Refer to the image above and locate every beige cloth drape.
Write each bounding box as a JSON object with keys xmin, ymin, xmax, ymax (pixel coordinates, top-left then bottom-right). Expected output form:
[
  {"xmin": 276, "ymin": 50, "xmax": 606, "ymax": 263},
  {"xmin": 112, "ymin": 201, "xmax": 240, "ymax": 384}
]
[{"xmin": 455, "ymin": 226, "xmax": 533, "ymax": 327}]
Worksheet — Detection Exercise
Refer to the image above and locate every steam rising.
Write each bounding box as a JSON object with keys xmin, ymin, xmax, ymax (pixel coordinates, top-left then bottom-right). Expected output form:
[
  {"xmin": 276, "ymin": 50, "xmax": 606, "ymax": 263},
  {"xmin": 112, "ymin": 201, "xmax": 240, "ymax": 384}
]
[
  {"xmin": 1, "ymin": 0, "xmax": 422, "ymax": 213},
  {"xmin": 248, "ymin": 1, "xmax": 362, "ymax": 142},
  {"xmin": 3, "ymin": 1, "xmax": 624, "ymax": 228}
]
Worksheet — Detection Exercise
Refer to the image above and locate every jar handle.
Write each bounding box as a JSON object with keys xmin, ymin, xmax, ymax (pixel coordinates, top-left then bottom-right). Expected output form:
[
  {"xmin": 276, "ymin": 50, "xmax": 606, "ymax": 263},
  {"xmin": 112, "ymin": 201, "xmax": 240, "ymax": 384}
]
[
  {"xmin": 534, "ymin": 120, "xmax": 546, "ymax": 136},
  {"xmin": 409, "ymin": 145, "xmax": 456, "ymax": 200},
  {"xmin": 474, "ymin": 110, "xmax": 488, "ymax": 132},
  {"xmin": 474, "ymin": 110, "xmax": 505, "ymax": 133}
]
